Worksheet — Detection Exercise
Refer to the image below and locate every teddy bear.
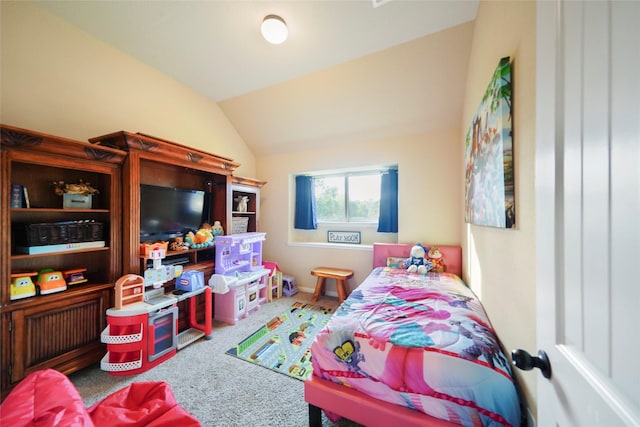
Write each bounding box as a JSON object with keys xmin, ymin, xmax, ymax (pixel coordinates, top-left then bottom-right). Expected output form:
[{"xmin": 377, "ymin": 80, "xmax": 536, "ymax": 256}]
[
  {"xmin": 427, "ymin": 246, "xmax": 446, "ymax": 273},
  {"xmin": 169, "ymin": 236, "xmax": 188, "ymax": 251},
  {"xmin": 403, "ymin": 243, "xmax": 433, "ymax": 274}
]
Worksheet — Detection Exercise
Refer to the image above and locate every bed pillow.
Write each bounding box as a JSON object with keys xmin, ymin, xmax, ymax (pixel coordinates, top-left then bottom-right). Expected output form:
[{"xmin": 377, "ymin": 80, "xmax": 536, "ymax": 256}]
[{"xmin": 386, "ymin": 256, "xmax": 406, "ymax": 269}]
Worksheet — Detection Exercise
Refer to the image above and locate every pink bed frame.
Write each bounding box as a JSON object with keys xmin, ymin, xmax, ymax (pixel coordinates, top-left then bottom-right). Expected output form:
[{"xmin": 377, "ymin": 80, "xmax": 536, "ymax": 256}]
[{"xmin": 304, "ymin": 243, "xmax": 463, "ymax": 427}]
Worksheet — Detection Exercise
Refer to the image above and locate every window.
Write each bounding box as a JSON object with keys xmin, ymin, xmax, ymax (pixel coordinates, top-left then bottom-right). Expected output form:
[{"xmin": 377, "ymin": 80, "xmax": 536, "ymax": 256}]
[
  {"xmin": 293, "ymin": 166, "xmax": 397, "ymax": 239},
  {"xmin": 314, "ymin": 172, "xmax": 381, "ymax": 223}
]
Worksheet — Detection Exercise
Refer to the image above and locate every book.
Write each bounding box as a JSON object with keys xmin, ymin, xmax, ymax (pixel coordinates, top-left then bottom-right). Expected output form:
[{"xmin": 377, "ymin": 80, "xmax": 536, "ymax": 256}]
[
  {"xmin": 16, "ymin": 240, "xmax": 105, "ymax": 255},
  {"xmin": 11, "ymin": 184, "xmax": 23, "ymax": 208},
  {"xmin": 23, "ymin": 186, "xmax": 30, "ymax": 208}
]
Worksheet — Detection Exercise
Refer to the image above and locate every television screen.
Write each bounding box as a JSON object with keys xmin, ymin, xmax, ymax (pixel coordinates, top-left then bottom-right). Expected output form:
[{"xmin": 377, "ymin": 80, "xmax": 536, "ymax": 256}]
[{"xmin": 140, "ymin": 184, "xmax": 205, "ymax": 242}]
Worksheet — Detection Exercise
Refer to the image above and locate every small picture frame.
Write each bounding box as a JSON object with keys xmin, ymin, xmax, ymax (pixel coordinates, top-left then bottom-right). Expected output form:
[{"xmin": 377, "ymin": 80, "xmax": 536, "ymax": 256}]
[{"xmin": 327, "ymin": 231, "xmax": 361, "ymax": 244}]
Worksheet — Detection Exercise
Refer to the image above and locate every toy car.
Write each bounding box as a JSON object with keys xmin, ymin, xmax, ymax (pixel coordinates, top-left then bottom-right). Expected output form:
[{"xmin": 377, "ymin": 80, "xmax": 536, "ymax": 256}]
[
  {"xmin": 10, "ymin": 272, "xmax": 37, "ymax": 300},
  {"xmin": 63, "ymin": 268, "xmax": 88, "ymax": 286},
  {"xmin": 37, "ymin": 269, "xmax": 67, "ymax": 295}
]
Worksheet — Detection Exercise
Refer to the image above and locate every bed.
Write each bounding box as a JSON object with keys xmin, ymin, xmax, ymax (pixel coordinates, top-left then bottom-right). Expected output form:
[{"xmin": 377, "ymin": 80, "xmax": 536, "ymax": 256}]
[{"xmin": 304, "ymin": 243, "xmax": 521, "ymax": 427}]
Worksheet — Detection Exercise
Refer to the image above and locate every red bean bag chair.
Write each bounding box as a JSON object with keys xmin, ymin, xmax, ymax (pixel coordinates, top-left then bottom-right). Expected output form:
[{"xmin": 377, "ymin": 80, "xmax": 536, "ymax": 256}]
[{"xmin": 0, "ymin": 369, "xmax": 200, "ymax": 427}]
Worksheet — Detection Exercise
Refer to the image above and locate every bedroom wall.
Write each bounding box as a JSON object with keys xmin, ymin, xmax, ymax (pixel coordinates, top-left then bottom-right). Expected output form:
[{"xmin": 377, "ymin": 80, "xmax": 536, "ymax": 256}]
[
  {"xmin": 0, "ymin": 1, "xmax": 256, "ymax": 177},
  {"xmin": 461, "ymin": 0, "xmax": 537, "ymax": 419},
  {"xmin": 257, "ymin": 128, "xmax": 463, "ymax": 295}
]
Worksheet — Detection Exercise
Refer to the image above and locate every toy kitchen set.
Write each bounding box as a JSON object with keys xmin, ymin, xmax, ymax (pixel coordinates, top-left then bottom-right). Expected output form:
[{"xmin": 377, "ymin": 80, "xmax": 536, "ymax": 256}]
[
  {"xmin": 100, "ymin": 243, "xmax": 212, "ymax": 376},
  {"xmin": 209, "ymin": 232, "xmax": 270, "ymax": 325},
  {"xmin": 99, "ymin": 232, "xmax": 269, "ymax": 375}
]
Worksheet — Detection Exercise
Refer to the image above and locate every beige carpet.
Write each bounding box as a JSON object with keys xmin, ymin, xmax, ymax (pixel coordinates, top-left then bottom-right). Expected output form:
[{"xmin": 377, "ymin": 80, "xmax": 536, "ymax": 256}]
[{"xmin": 70, "ymin": 292, "xmax": 361, "ymax": 427}]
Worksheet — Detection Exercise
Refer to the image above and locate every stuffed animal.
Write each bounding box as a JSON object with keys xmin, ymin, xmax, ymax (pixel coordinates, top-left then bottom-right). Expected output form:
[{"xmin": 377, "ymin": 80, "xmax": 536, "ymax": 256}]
[
  {"xmin": 427, "ymin": 246, "xmax": 446, "ymax": 272},
  {"xmin": 403, "ymin": 243, "xmax": 433, "ymax": 274},
  {"xmin": 193, "ymin": 228, "xmax": 214, "ymax": 246},
  {"xmin": 184, "ymin": 231, "xmax": 195, "ymax": 248},
  {"xmin": 211, "ymin": 221, "xmax": 224, "ymax": 236},
  {"xmin": 169, "ymin": 237, "xmax": 188, "ymax": 251}
]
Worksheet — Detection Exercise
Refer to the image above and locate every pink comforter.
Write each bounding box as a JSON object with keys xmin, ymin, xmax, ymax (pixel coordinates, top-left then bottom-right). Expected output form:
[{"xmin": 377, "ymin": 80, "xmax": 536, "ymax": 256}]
[{"xmin": 310, "ymin": 268, "xmax": 521, "ymax": 426}]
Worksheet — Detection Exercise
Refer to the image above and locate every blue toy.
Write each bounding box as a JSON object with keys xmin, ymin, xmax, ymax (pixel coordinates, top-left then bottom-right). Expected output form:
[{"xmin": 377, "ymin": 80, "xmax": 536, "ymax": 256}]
[
  {"xmin": 176, "ymin": 270, "xmax": 205, "ymax": 292},
  {"xmin": 403, "ymin": 243, "xmax": 433, "ymax": 274}
]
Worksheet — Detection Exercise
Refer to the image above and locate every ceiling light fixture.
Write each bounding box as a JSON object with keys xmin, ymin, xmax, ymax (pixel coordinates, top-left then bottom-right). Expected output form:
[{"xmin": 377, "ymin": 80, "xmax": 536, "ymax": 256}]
[{"xmin": 261, "ymin": 14, "xmax": 288, "ymax": 45}]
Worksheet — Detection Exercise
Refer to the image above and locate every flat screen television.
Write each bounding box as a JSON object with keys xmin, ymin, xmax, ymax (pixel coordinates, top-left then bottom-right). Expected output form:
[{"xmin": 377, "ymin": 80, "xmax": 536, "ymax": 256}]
[{"xmin": 140, "ymin": 184, "xmax": 205, "ymax": 242}]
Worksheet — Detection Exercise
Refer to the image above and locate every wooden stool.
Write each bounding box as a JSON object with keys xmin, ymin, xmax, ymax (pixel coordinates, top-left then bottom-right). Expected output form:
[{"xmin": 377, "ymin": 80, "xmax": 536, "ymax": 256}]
[{"xmin": 310, "ymin": 267, "xmax": 353, "ymax": 303}]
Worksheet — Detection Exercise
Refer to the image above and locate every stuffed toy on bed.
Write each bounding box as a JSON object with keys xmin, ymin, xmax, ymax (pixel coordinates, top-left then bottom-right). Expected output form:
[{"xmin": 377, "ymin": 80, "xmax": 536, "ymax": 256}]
[
  {"xmin": 403, "ymin": 243, "xmax": 433, "ymax": 274},
  {"xmin": 427, "ymin": 246, "xmax": 446, "ymax": 272}
]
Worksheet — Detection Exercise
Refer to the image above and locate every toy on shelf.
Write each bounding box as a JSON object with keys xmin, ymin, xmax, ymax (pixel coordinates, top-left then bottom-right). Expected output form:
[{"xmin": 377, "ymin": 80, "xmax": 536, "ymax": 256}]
[
  {"xmin": 63, "ymin": 268, "xmax": 88, "ymax": 286},
  {"xmin": 211, "ymin": 221, "xmax": 224, "ymax": 237},
  {"xmin": 143, "ymin": 247, "xmax": 183, "ymax": 289},
  {"xmin": 10, "ymin": 271, "xmax": 37, "ymax": 300},
  {"xmin": 140, "ymin": 241, "xmax": 168, "ymax": 257},
  {"xmin": 184, "ymin": 224, "xmax": 214, "ymax": 249},
  {"xmin": 168, "ymin": 237, "xmax": 188, "ymax": 251},
  {"xmin": 235, "ymin": 195, "xmax": 249, "ymax": 212},
  {"xmin": 36, "ymin": 268, "xmax": 67, "ymax": 295}
]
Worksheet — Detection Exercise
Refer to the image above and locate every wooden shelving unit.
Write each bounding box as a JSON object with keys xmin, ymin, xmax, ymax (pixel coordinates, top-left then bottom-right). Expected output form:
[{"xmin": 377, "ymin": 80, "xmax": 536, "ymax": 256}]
[
  {"xmin": 1, "ymin": 125, "xmax": 267, "ymax": 398},
  {"xmin": 231, "ymin": 176, "xmax": 266, "ymax": 233},
  {"xmin": 1, "ymin": 124, "xmax": 126, "ymax": 397},
  {"xmin": 88, "ymin": 131, "xmax": 240, "ymax": 333}
]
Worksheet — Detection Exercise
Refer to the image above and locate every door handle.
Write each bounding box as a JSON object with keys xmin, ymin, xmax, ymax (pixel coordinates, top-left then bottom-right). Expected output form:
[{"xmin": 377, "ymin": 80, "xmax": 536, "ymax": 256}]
[{"xmin": 511, "ymin": 349, "xmax": 552, "ymax": 379}]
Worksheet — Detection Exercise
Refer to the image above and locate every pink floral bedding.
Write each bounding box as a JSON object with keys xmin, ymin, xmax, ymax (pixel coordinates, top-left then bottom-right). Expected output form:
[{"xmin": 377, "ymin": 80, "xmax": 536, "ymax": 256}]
[{"xmin": 310, "ymin": 267, "xmax": 521, "ymax": 426}]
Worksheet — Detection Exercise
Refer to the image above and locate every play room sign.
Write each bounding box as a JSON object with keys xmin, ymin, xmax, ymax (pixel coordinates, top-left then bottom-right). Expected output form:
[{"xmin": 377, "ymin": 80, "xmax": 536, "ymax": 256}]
[{"xmin": 327, "ymin": 231, "xmax": 361, "ymax": 244}]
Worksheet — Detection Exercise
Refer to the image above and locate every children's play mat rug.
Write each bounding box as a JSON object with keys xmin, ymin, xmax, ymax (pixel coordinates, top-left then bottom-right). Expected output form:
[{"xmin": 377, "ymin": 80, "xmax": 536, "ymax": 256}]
[{"xmin": 226, "ymin": 302, "xmax": 334, "ymax": 381}]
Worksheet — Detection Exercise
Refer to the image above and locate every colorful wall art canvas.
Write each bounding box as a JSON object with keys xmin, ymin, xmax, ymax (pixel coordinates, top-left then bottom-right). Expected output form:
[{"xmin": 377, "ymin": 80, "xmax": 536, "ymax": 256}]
[{"xmin": 465, "ymin": 57, "xmax": 515, "ymax": 228}]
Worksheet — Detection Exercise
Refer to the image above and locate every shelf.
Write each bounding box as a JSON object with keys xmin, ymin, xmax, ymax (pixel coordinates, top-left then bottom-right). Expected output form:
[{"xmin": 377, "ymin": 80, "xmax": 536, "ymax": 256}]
[
  {"xmin": 139, "ymin": 246, "xmax": 214, "ymax": 260},
  {"xmin": 11, "ymin": 246, "xmax": 109, "ymax": 259},
  {"xmin": 177, "ymin": 328, "xmax": 206, "ymax": 350},
  {"xmin": 4, "ymin": 282, "xmax": 114, "ymax": 311},
  {"xmin": 11, "ymin": 208, "xmax": 110, "ymax": 213}
]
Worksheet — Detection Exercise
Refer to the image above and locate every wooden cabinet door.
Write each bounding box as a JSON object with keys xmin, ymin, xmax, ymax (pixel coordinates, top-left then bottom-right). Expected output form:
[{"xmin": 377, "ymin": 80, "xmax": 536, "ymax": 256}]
[{"xmin": 9, "ymin": 289, "xmax": 110, "ymax": 384}]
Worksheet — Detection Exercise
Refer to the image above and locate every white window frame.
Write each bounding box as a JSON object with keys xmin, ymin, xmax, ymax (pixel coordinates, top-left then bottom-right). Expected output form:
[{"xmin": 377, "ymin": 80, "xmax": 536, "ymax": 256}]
[{"xmin": 313, "ymin": 170, "xmax": 383, "ymax": 225}]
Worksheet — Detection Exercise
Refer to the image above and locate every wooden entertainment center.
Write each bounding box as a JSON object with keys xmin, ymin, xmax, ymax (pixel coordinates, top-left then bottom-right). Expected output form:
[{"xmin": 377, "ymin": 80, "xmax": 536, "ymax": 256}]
[{"xmin": 0, "ymin": 124, "xmax": 265, "ymax": 397}]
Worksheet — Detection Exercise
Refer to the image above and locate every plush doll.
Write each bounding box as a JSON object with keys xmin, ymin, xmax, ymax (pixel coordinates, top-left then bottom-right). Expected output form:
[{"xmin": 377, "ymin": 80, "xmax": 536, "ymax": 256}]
[
  {"xmin": 169, "ymin": 236, "xmax": 188, "ymax": 251},
  {"xmin": 427, "ymin": 246, "xmax": 446, "ymax": 273},
  {"xmin": 403, "ymin": 243, "xmax": 433, "ymax": 274},
  {"xmin": 184, "ymin": 231, "xmax": 195, "ymax": 248},
  {"xmin": 211, "ymin": 221, "xmax": 224, "ymax": 237},
  {"xmin": 193, "ymin": 227, "xmax": 214, "ymax": 247}
]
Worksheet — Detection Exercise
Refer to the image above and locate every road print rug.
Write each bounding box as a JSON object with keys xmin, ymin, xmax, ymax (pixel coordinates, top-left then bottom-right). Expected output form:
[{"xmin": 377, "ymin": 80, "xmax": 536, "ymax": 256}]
[{"xmin": 225, "ymin": 302, "xmax": 334, "ymax": 381}]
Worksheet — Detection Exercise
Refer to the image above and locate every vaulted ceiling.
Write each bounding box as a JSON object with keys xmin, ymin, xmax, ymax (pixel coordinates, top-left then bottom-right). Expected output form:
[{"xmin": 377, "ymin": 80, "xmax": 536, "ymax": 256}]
[{"xmin": 34, "ymin": 0, "xmax": 478, "ymax": 155}]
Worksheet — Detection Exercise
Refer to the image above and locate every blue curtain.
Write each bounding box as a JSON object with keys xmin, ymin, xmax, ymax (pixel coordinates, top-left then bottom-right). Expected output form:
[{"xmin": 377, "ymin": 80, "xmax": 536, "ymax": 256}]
[
  {"xmin": 377, "ymin": 169, "xmax": 398, "ymax": 232},
  {"xmin": 294, "ymin": 175, "xmax": 317, "ymax": 230}
]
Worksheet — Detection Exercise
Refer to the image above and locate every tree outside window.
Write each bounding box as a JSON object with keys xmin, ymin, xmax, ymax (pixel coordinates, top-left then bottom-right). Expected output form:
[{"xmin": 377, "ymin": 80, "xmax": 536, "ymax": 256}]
[{"xmin": 314, "ymin": 172, "xmax": 381, "ymax": 223}]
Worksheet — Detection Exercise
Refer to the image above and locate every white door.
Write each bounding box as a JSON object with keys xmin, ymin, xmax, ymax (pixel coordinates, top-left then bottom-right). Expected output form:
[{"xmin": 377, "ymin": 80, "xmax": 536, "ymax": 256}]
[{"xmin": 534, "ymin": 0, "xmax": 640, "ymax": 426}]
